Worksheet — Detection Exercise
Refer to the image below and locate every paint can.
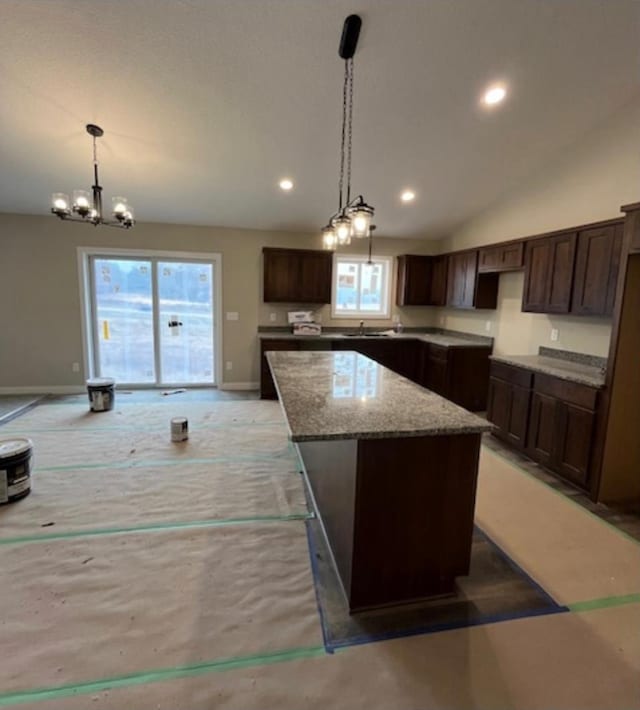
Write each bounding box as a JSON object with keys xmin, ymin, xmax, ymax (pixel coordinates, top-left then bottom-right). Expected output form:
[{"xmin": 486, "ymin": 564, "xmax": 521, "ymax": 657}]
[
  {"xmin": 171, "ymin": 417, "xmax": 189, "ymax": 442},
  {"xmin": 86, "ymin": 378, "xmax": 116, "ymax": 412},
  {"xmin": 0, "ymin": 438, "xmax": 33, "ymax": 504}
]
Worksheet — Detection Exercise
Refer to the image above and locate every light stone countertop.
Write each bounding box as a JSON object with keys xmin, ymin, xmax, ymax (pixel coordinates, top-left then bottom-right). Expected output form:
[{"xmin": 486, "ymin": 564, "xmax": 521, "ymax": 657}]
[
  {"xmin": 490, "ymin": 354, "xmax": 605, "ymax": 388},
  {"xmin": 267, "ymin": 350, "xmax": 492, "ymax": 442},
  {"xmin": 259, "ymin": 331, "xmax": 492, "ymax": 349}
]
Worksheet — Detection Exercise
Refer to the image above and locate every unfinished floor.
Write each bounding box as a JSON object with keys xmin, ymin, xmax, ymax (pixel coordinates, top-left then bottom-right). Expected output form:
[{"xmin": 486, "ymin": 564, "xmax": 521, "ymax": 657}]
[{"xmin": 0, "ymin": 393, "xmax": 638, "ymax": 709}]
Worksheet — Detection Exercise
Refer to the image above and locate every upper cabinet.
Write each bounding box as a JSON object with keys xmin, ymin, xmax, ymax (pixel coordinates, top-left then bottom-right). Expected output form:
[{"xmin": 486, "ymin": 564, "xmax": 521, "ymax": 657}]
[
  {"xmin": 478, "ymin": 241, "xmax": 524, "ymax": 273},
  {"xmin": 522, "ymin": 231, "xmax": 577, "ymax": 313},
  {"xmin": 395, "ymin": 254, "xmax": 449, "ymax": 306},
  {"xmin": 447, "ymin": 250, "xmax": 498, "ymax": 309},
  {"xmin": 263, "ymin": 248, "xmax": 333, "ymax": 303},
  {"xmin": 571, "ymin": 223, "xmax": 623, "ymax": 316}
]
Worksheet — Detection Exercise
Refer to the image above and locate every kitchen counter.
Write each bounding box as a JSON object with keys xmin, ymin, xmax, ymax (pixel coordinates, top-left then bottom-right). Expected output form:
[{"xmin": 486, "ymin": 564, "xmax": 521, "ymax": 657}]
[
  {"xmin": 267, "ymin": 349, "xmax": 488, "ymax": 612},
  {"xmin": 267, "ymin": 350, "xmax": 491, "ymax": 442},
  {"xmin": 491, "ymin": 348, "xmax": 606, "ymax": 388}
]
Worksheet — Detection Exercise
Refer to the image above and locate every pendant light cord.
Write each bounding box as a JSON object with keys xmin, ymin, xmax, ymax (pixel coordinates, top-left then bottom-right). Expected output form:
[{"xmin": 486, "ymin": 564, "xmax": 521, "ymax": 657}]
[
  {"xmin": 338, "ymin": 60, "xmax": 349, "ymax": 212},
  {"xmin": 346, "ymin": 58, "xmax": 353, "ymax": 206}
]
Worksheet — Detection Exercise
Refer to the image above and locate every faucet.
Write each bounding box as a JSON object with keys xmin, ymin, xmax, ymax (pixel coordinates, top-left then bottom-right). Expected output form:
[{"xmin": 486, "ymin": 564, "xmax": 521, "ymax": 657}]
[{"xmin": 359, "ymin": 320, "xmax": 365, "ymax": 336}]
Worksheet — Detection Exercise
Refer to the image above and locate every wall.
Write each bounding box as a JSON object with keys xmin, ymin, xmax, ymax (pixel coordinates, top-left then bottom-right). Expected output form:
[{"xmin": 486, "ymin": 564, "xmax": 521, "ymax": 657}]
[
  {"xmin": 0, "ymin": 212, "xmax": 437, "ymax": 391},
  {"xmin": 435, "ymin": 97, "xmax": 640, "ymax": 357}
]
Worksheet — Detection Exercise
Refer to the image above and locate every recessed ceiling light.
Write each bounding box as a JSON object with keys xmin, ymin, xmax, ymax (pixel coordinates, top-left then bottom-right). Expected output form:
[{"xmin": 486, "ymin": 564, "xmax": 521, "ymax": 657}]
[
  {"xmin": 401, "ymin": 190, "xmax": 416, "ymax": 203},
  {"xmin": 482, "ymin": 85, "xmax": 507, "ymax": 106},
  {"xmin": 279, "ymin": 179, "xmax": 294, "ymax": 191}
]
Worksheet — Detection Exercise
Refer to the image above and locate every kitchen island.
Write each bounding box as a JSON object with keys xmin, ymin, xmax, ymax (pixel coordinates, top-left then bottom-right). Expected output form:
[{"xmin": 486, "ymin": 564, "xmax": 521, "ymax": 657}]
[{"xmin": 267, "ymin": 350, "xmax": 492, "ymax": 612}]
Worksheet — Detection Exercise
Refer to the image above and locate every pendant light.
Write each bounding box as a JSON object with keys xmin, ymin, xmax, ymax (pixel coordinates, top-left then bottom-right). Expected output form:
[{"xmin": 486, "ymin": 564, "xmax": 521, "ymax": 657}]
[
  {"xmin": 322, "ymin": 15, "xmax": 375, "ymax": 250},
  {"xmin": 51, "ymin": 124, "xmax": 135, "ymax": 229}
]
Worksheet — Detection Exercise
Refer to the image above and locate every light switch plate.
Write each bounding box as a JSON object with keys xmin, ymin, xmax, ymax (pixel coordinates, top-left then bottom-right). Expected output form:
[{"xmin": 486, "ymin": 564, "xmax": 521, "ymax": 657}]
[
  {"xmin": 550, "ymin": 328, "xmax": 559, "ymax": 341},
  {"xmin": 269, "ymin": 313, "xmax": 277, "ymax": 322},
  {"xmin": 225, "ymin": 361, "xmax": 233, "ymax": 371},
  {"xmin": 485, "ymin": 321, "xmax": 491, "ymax": 332},
  {"xmin": 226, "ymin": 312, "xmax": 239, "ymax": 321}
]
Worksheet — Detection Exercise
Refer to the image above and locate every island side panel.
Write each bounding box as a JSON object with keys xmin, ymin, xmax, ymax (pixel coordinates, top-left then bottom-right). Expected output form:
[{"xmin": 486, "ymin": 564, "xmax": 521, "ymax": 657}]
[
  {"xmin": 349, "ymin": 433, "xmax": 482, "ymax": 611},
  {"xmin": 297, "ymin": 439, "xmax": 358, "ymax": 595}
]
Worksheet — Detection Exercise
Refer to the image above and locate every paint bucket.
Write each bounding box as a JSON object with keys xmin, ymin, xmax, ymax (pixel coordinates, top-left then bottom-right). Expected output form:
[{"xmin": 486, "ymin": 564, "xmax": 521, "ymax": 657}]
[
  {"xmin": 171, "ymin": 417, "xmax": 189, "ymax": 442},
  {"xmin": 86, "ymin": 378, "xmax": 116, "ymax": 412},
  {"xmin": 0, "ymin": 438, "xmax": 33, "ymax": 504}
]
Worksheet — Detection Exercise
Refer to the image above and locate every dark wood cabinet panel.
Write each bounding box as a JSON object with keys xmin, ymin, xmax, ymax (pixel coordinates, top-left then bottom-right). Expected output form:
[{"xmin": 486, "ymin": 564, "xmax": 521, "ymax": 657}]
[
  {"xmin": 260, "ymin": 339, "xmax": 300, "ymax": 399},
  {"xmin": 527, "ymin": 391, "xmax": 557, "ymax": 467},
  {"xmin": 430, "ymin": 255, "xmax": 449, "ymax": 306},
  {"xmin": 478, "ymin": 242, "xmax": 524, "ymax": 273},
  {"xmin": 571, "ymin": 224, "xmax": 623, "ymax": 316},
  {"xmin": 263, "ymin": 248, "xmax": 332, "ymax": 303},
  {"xmin": 522, "ymin": 232, "xmax": 577, "ymax": 313},
  {"xmin": 447, "ymin": 250, "xmax": 498, "ymax": 310},
  {"xmin": 396, "ymin": 255, "xmax": 433, "ymax": 306},
  {"xmin": 487, "ymin": 376, "xmax": 530, "ymax": 449},
  {"xmin": 555, "ymin": 403, "xmax": 595, "ymax": 486}
]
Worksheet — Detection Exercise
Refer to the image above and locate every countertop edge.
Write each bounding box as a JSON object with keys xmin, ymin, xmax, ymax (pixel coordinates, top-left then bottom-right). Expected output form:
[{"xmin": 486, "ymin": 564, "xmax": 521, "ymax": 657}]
[{"xmin": 490, "ymin": 355, "xmax": 605, "ymax": 389}]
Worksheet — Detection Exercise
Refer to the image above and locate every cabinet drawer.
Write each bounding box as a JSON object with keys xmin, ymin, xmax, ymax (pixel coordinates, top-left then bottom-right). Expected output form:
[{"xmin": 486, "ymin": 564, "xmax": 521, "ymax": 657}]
[
  {"xmin": 490, "ymin": 361, "xmax": 533, "ymax": 388},
  {"xmin": 533, "ymin": 374, "xmax": 598, "ymax": 410}
]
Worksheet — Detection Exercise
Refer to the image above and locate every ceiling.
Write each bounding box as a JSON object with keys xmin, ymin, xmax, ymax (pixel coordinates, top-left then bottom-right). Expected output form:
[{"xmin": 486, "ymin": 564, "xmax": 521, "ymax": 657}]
[{"xmin": 1, "ymin": 0, "xmax": 639, "ymax": 238}]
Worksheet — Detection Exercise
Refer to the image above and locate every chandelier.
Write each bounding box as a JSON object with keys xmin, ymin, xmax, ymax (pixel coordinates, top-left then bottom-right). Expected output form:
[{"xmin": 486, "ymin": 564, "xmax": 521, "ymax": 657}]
[
  {"xmin": 322, "ymin": 15, "xmax": 375, "ymax": 251},
  {"xmin": 51, "ymin": 124, "xmax": 135, "ymax": 229}
]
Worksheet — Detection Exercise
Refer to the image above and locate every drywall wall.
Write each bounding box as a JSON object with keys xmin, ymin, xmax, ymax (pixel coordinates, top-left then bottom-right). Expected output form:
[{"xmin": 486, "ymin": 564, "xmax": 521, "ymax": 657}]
[
  {"xmin": 0, "ymin": 213, "xmax": 437, "ymax": 390},
  {"xmin": 435, "ymin": 97, "xmax": 640, "ymax": 357}
]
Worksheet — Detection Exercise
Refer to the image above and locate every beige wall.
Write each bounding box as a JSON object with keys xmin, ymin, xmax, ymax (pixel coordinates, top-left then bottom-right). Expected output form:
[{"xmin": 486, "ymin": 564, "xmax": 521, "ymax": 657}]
[
  {"xmin": 434, "ymin": 97, "xmax": 640, "ymax": 357},
  {"xmin": 0, "ymin": 212, "xmax": 437, "ymax": 390}
]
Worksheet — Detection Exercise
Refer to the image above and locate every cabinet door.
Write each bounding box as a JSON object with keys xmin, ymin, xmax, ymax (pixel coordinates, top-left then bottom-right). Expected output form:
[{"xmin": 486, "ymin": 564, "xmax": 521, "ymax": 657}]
[
  {"xmin": 478, "ymin": 243, "xmax": 523, "ymax": 273},
  {"xmin": 547, "ymin": 232, "xmax": 577, "ymax": 313},
  {"xmin": 430, "ymin": 256, "xmax": 448, "ymax": 306},
  {"xmin": 555, "ymin": 402, "xmax": 595, "ymax": 487},
  {"xmin": 447, "ymin": 251, "xmax": 477, "ymax": 308},
  {"xmin": 571, "ymin": 224, "xmax": 623, "ymax": 316},
  {"xmin": 488, "ymin": 379, "xmax": 530, "ymax": 449},
  {"xmin": 396, "ymin": 255, "xmax": 432, "ymax": 306},
  {"xmin": 527, "ymin": 391, "xmax": 557, "ymax": 467},
  {"xmin": 299, "ymin": 251, "xmax": 333, "ymax": 303},
  {"xmin": 522, "ymin": 238, "xmax": 551, "ymax": 311},
  {"xmin": 263, "ymin": 250, "xmax": 298, "ymax": 302},
  {"xmin": 424, "ymin": 348, "xmax": 449, "ymax": 396}
]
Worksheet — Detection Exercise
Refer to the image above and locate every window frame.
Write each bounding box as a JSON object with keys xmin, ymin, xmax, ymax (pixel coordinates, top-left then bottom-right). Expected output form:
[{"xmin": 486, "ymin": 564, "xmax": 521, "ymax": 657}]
[{"xmin": 331, "ymin": 254, "xmax": 393, "ymax": 319}]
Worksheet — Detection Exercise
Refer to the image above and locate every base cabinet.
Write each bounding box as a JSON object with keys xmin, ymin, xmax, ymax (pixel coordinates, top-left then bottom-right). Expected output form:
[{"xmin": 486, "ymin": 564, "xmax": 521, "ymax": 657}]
[{"xmin": 489, "ymin": 361, "xmax": 598, "ymax": 491}]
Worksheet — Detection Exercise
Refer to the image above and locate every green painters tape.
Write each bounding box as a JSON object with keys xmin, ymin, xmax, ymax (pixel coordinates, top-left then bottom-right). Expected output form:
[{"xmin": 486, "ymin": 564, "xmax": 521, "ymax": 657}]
[
  {"xmin": 5, "ymin": 421, "xmax": 285, "ymax": 434},
  {"xmin": 568, "ymin": 592, "xmax": 640, "ymax": 612},
  {"xmin": 0, "ymin": 513, "xmax": 312, "ymax": 546},
  {"xmin": 0, "ymin": 645, "xmax": 327, "ymax": 707},
  {"xmin": 37, "ymin": 451, "xmax": 298, "ymax": 473}
]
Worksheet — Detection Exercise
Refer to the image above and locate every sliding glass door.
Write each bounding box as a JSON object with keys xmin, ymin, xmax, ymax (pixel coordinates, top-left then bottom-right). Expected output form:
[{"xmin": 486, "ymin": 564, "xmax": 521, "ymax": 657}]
[{"xmin": 90, "ymin": 256, "xmax": 215, "ymax": 386}]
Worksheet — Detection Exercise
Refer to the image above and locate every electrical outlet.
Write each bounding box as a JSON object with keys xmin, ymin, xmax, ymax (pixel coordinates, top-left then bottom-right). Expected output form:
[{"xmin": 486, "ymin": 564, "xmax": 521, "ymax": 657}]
[
  {"xmin": 226, "ymin": 312, "xmax": 239, "ymax": 321},
  {"xmin": 315, "ymin": 313, "xmax": 322, "ymax": 324},
  {"xmin": 225, "ymin": 361, "xmax": 233, "ymax": 371},
  {"xmin": 485, "ymin": 321, "xmax": 491, "ymax": 332},
  {"xmin": 550, "ymin": 328, "xmax": 559, "ymax": 342},
  {"xmin": 72, "ymin": 362, "xmax": 80, "ymax": 372},
  {"xmin": 439, "ymin": 316, "xmax": 445, "ymax": 325},
  {"xmin": 269, "ymin": 313, "xmax": 277, "ymax": 322},
  {"xmin": 392, "ymin": 314, "xmax": 400, "ymax": 324}
]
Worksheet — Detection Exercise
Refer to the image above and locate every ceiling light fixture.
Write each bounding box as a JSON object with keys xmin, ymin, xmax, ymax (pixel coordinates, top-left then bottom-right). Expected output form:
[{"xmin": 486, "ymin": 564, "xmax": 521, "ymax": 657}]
[
  {"xmin": 51, "ymin": 124, "xmax": 134, "ymax": 229},
  {"xmin": 279, "ymin": 178, "xmax": 294, "ymax": 191},
  {"xmin": 401, "ymin": 190, "xmax": 416, "ymax": 202},
  {"xmin": 483, "ymin": 85, "xmax": 507, "ymax": 106},
  {"xmin": 322, "ymin": 15, "xmax": 375, "ymax": 252}
]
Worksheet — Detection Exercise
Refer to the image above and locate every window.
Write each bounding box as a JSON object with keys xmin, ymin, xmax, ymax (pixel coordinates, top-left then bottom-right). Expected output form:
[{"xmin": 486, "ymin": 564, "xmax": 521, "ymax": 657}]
[{"xmin": 332, "ymin": 255, "xmax": 392, "ymax": 318}]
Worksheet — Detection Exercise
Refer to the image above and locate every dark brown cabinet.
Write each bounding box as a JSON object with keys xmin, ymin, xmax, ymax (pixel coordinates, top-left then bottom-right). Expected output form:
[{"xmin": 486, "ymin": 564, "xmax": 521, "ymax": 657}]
[
  {"xmin": 526, "ymin": 374, "xmax": 598, "ymax": 489},
  {"xmin": 446, "ymin": 250, "xmax": 499, "ymax": 310},
  {"xmin": 260, "ymin": 339, "xmax": 300, "ymax": 398},
  {"xmin": 478, "ymin": 242, "xmax": 524, "ymax": 273},
  {"xmin": 571, "ymin": 223, "xmax": 623, "ymax": 316},
  {"xmin": 396, "ymin": 255, "xmax": 433, "ymax": 306},
  {"xmin": 395, "ymin": 254, "xmax": 449, "ymax": 307},
  {"xmin": 263, "ymin": 248, "xmax": 332, "ymax": 303},
  {"xmin": 486, "ymin": 362, "xmax": 532, "ymax": 450},
  {"xmin": 522, "ymin": 231, "xmax": 577, "ymax": 313}
]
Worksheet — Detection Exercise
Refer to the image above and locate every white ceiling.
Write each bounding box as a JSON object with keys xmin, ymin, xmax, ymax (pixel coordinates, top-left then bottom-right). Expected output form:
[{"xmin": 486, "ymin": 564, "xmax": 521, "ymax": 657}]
[{"xmin": 1, "ymin": 0, "xmax": 639, "ymax": 238}]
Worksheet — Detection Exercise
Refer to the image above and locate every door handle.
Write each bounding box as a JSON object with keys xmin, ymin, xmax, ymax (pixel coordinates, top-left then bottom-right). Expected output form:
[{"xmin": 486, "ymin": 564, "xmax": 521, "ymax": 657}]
[{"xmin": 168, "ymin": 320, "xmax": 183, "ymax": 327}]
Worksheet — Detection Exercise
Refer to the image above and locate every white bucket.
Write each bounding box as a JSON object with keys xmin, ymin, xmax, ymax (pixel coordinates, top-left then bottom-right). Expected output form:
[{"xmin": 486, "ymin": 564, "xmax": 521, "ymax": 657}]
[
  {"xmin": 87, "ymin": 378, "xmax": 116, "ymax": 412},
  {"xmin": 171, "ymin": 417, "xmax": 189, "ymax": 442}
]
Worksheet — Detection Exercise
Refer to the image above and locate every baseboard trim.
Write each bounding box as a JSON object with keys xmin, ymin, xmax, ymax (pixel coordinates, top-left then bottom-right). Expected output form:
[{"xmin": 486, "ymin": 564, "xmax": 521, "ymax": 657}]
[
  {"xmin": 218, "ymin": 382, "xmax": 259, "ymax": 391},
  {"xmin": 0, "ymin": 386, "xmax": 86, "ymax": 395}
]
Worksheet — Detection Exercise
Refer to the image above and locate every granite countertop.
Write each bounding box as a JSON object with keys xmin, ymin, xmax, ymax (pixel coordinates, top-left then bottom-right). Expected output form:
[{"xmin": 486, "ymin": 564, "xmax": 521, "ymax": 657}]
[
  {"xmin": 491, "ymin": 348, "xmax": 606, "ymax": 388},
  {"xmin": 258, "ymin": 329, "xmax": 492, "ymax": 349},
  {"xmin": 267, "ymin": 350, "xmax": 492, "ymax": 442}
]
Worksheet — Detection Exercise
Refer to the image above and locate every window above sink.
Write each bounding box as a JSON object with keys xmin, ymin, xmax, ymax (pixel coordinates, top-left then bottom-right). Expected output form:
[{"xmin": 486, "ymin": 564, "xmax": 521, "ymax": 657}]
[{"xmin": 331, "ymin": 254, "xmax": 392, "ymax": 319}]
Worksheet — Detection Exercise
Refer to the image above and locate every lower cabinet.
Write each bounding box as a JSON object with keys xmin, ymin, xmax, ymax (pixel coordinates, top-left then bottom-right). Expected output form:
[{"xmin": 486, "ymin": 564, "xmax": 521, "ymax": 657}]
[
  {"xmin": 488, "ymin": 361, "xmax": 599, "ymax": 491},
  {"xmin": 261, "ymin": 337, "xmax": 491, "ymax": 411}
]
